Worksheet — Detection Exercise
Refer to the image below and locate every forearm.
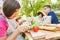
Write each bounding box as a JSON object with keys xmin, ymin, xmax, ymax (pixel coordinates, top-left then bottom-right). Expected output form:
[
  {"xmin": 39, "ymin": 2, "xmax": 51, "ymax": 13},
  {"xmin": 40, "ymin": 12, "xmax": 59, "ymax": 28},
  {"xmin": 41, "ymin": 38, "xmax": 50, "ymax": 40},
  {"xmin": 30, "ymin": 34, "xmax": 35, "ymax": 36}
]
[
  {"xmin": 7, "ymin": 28, "xmax": 20, "ymax": 40},
  {"xmin": 45, "ymin": 24, "xmax": 57, "ymax": 26},
  {"xmin": 7, "ymin": 22, "xmax": 29, "ymax": 40},
  {"xmin": 48, "ymin": 24, "xmax": 57, "ymax": 26},
  {"xmin": 0, "ymin": 37, "xmax": 6, "ymax": 40}
]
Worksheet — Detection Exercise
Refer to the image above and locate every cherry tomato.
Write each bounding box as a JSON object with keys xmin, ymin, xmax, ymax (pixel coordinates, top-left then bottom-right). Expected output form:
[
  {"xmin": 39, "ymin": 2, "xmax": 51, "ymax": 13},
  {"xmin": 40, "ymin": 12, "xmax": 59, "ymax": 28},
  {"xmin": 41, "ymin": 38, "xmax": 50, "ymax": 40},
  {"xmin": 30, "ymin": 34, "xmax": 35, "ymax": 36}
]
[{"xmin": 32, "ymin": 26, "xmax": 39, "ymax": 32}]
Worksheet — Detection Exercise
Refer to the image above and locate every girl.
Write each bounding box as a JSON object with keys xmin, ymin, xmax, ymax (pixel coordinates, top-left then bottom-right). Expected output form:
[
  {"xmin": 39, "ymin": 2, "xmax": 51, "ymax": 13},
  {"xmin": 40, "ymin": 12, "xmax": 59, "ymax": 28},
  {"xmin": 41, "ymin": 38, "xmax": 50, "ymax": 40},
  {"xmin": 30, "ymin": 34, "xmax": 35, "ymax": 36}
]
[
  {"xmin": 0, "ymin": 0, "xmax": 29, "ymax": 40},
  {"xmin": 37, "ymin": 11, "xmax": 44, "ymax": 18},
  {"xmin": 35, "ymin": 11, "xmax": 44, "ymax": 22}
]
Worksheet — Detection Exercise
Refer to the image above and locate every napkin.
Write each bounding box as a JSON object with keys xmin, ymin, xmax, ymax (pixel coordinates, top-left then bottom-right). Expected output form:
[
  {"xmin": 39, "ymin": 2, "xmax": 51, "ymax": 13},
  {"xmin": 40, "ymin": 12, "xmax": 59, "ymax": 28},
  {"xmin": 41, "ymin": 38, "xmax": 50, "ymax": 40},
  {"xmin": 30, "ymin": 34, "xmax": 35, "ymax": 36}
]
[{"xmin": 30, "ymin": 30, "xmax": 45, "ymax": 38}]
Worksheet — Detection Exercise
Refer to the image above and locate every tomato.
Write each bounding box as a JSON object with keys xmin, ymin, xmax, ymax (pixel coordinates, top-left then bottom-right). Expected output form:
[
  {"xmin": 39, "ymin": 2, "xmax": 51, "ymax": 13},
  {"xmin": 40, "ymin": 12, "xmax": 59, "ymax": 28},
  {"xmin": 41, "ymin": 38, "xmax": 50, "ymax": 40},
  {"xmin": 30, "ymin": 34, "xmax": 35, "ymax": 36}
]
[{"xmin": 32, "ymin": 26, "xmax": 39, "ymax": 32}]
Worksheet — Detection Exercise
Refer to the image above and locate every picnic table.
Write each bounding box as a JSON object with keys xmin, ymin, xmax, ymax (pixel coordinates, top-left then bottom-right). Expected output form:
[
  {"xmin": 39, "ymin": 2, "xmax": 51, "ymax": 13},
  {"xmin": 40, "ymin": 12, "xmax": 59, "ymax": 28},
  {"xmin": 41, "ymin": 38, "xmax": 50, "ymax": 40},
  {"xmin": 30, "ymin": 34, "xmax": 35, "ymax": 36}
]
[{"xmin": 25, "ymin": 30, "xmax": 60, "ymax": 40}]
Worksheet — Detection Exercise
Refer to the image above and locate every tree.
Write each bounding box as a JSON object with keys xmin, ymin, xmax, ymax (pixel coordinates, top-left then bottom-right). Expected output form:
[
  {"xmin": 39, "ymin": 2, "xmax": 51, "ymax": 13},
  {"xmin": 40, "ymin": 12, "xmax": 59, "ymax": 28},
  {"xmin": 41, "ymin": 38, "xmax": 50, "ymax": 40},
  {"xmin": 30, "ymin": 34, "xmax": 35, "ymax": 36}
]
[{"xmin": 19, "ymin": 0, "xmax": 60, "ymax": 17}]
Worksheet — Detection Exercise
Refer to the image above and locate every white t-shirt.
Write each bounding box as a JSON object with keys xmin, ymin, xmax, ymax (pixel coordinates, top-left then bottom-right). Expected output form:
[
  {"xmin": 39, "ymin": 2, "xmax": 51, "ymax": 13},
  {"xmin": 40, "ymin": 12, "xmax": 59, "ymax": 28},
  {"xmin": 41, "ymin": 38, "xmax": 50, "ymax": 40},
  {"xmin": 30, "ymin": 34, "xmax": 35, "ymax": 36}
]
[
  {"xmin": 34, "ymin": 16, "xmax": 43, "ymax": 22},
  {"xmin": 6, "ymin": 18, "xmax": 24, "ymax": 40},
  {"xmin": 6, "ymin": 18, "xmax": 17, "ymax": 35}
]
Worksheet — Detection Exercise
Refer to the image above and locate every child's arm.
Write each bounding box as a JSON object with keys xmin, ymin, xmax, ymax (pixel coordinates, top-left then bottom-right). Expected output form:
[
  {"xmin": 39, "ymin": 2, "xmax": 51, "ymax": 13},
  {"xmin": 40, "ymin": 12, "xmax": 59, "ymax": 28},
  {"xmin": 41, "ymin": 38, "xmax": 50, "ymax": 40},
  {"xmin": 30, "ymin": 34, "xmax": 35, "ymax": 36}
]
[
  {"xmin": 7, "ymin": 23, "xmax": 29, "ymax": 40},
  {"xmin": 43, "ymin": 24, "xmax": 57, "ymax": 27}
]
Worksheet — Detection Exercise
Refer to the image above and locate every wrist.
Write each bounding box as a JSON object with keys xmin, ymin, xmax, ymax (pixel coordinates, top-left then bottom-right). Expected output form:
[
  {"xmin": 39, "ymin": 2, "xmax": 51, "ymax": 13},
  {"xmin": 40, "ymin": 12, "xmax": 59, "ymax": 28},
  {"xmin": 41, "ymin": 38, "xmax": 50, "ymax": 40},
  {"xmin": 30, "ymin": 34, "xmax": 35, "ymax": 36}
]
[
  {"xmin": 15, "ymin": 28, "xmax": 21, "ymax": 33},
  {"xmin": 16, "ymin": 26, "xmax": 23, "ymax": 33}
]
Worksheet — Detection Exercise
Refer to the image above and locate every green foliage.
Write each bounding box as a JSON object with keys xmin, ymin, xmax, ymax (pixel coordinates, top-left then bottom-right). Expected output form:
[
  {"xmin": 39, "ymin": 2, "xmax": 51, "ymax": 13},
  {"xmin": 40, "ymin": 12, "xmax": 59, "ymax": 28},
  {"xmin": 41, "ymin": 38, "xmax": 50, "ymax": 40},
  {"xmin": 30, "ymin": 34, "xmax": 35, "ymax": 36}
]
[
  {"xmin": 19, "ymin": 0, "xmax": 60, "ymax": 17},
  {"xmin": 51, "ymin": 0, "xmax": 60, "ymax": 10}
]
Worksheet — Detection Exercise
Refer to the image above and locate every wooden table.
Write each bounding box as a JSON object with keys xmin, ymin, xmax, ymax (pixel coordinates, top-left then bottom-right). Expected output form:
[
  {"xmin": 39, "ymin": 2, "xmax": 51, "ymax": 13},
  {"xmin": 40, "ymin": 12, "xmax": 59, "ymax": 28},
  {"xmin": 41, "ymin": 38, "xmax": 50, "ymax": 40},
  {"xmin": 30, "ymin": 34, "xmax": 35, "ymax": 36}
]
[{"xmin": 25, "ymin": 30, "xmax": 60, "ymax": 40}]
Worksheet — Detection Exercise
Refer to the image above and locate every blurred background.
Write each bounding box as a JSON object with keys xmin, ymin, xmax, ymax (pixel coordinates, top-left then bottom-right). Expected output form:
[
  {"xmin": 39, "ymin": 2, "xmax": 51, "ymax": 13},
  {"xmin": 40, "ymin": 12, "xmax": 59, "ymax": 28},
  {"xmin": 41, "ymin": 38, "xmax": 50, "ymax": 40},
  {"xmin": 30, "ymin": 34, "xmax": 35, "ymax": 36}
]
[{"xmin": 18, "ymin": 0, "xmax": 60, "ymax": 21}]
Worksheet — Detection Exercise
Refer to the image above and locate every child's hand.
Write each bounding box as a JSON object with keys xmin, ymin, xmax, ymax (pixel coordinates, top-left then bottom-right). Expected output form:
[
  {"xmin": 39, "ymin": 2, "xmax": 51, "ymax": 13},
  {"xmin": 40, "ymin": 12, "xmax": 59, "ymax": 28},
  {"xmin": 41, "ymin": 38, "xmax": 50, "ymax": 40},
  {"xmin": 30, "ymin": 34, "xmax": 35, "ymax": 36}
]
[
  {"xmin": 17, "ymin": 23, "xmax": 29, "ymax": 32},
  {"xmin": 43, "ymin": 24, "xmax": 49, "ymax": 26},
  {"xmin": 18, "ymin": 20, "xmax": 26, "ymax": 25}
]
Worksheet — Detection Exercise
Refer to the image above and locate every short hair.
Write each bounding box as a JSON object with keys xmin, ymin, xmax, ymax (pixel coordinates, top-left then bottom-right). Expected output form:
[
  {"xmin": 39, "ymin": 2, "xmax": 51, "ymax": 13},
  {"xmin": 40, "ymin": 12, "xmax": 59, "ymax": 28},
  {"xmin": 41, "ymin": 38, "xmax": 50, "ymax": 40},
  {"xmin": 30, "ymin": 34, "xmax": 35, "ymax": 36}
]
[
  {"xmin": 44, "ymin": 5, "xmax": 51, "ymax": 8},
  {"xmin": 37, "ymin": 12, "xmax": 44, "ymax": 17},
  {"xmin": 3, "ymin": 0, "xmax": 20, "ymax": 17}
]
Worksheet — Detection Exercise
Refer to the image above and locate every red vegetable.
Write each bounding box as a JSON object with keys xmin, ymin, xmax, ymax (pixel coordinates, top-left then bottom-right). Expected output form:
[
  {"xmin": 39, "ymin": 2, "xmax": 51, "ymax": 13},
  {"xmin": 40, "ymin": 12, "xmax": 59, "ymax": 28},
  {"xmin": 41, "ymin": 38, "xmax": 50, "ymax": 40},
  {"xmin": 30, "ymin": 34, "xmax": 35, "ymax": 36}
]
[{"xmin": 32, "ymin": 26, "xmax": 39, "ymax": 32}]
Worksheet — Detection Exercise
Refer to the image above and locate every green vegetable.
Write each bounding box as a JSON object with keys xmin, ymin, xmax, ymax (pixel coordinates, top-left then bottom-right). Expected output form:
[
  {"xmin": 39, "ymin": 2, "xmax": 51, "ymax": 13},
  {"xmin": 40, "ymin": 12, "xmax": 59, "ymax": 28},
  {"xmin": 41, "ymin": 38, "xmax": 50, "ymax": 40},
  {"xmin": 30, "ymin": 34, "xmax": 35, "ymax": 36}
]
[{"xmin": 30, "ymin": 21, "xmax": 42, "ymax": 28}]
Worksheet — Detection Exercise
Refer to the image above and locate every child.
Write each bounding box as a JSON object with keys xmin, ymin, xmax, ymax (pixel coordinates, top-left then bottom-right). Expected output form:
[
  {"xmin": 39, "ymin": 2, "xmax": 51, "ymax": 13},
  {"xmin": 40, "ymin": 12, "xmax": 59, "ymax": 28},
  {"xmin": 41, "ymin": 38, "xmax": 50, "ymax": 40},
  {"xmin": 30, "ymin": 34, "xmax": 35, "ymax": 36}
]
[
  {"xmin": 35, "ymin": 11, "xmax": 44, "ymax": 22},
  {"xmin": 37, "ymin": 11, "xmax": 44, "ymax": 18},
  {"xmin": 0, "ymin": 0, "xmax": 29, "ymax": 40},
  {"xmin": 32, "ymin": 11, "xmax": 44, "ymax": 26}
]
